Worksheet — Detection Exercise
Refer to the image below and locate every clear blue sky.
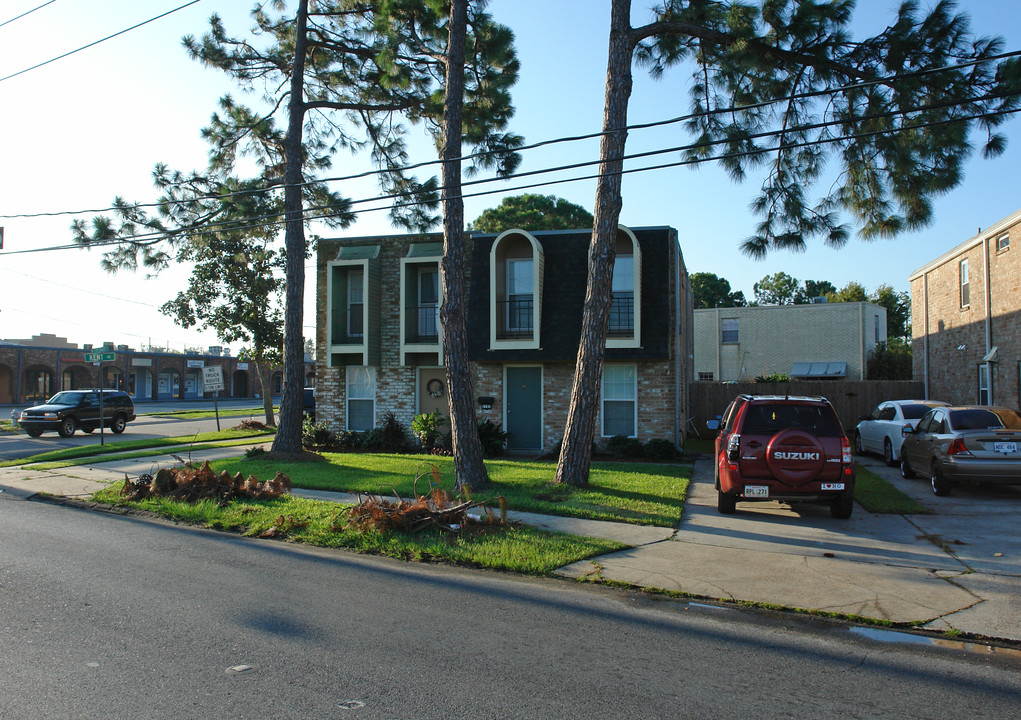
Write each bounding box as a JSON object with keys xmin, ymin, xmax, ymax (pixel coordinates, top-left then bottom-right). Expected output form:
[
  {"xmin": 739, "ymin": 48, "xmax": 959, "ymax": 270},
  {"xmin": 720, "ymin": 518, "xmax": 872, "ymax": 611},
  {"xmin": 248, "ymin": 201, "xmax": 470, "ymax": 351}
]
[{"xmin": 2, "ymin": 0, "xmax": 1020, "ymax": 351}]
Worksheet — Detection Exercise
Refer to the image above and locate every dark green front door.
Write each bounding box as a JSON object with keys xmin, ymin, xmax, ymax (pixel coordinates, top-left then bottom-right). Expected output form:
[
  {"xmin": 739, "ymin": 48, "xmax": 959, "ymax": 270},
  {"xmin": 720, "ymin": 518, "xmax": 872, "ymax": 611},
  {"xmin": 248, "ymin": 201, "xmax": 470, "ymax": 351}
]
[{"xmin": 505, "ymin": 366, "xmax": 542, "ymax": 450}]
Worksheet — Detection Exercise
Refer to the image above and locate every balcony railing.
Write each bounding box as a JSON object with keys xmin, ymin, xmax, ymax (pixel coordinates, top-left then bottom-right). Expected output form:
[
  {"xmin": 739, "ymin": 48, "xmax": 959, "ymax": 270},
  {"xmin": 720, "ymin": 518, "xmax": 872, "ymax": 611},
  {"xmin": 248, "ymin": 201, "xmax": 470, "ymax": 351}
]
[
  {"xmin": 405, "ymin": 303, "xmax": 440, "ymax": 344},
  {"xmin": 331, "ymin": 305, "xmax": 364, "ymax": 344},
  {"xmin": 497, "ymin": 297, "xmax": 533, "ymax": 339},
  {"xmin": 608, "ymin": 293, "xmax": 634, "ymax": 336}
]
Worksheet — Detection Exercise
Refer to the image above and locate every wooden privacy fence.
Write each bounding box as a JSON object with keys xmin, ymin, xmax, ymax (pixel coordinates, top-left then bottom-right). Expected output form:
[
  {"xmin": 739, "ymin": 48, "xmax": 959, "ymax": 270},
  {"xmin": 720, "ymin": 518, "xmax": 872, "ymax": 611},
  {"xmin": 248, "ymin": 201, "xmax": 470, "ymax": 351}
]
[{"xmin": 687, "ymin": 380, "xmax": 926, "ymax": 439}]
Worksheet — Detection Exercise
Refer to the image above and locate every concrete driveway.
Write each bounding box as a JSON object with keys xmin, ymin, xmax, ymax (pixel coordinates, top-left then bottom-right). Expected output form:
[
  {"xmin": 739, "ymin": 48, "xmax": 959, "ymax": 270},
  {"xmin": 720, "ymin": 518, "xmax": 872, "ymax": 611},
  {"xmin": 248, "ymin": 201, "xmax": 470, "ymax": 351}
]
[{"xmin": 559, "ymin": 453, "xmax": 1021, "ymax": 641}]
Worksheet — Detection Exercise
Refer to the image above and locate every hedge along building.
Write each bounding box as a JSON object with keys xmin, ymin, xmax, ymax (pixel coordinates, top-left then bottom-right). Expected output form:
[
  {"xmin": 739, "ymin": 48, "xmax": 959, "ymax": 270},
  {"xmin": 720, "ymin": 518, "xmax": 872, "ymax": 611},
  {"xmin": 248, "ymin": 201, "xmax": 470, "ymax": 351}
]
[
  {"xmin": 0, "ymin": 334, "xmax": 314, "ymax": 405},
  {"xmin": 315, "ymin": 226, "xmax": 692, "ymax": 452}
]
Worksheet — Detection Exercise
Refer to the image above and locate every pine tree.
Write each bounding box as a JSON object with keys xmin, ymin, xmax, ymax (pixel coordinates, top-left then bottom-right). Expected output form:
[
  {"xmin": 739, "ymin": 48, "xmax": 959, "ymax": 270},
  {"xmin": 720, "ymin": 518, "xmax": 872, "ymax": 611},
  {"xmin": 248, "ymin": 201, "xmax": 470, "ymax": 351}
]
[{"xmin": 556, "ymin": 0, "xmax": 1021, "ymax": 486}]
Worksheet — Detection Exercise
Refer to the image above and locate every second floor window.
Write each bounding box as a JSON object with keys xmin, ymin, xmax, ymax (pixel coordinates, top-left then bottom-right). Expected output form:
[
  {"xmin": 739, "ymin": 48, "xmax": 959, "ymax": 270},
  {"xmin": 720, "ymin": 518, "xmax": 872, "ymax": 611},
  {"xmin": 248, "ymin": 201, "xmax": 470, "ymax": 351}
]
[
  {"xmin": 609, "ymin": 254, "xmax": 634, "ymax": 335},
  {"xmin": 505, "ymin": 258, "xmax": 533, "ymax": 334},
  {"xmin": 960, "ymin": 259, "xmax": 969, "ymax": 308},
  {"xmin": 417, "ymin": 267, "xmax": 439, "ymax": 339},
  {"xmin": 348, "ymin": 269, "xmax": 364, "ymax": 337},
  {"xmin": 721, "ymin": 318, "xmax": 739, "ymax": 343}
]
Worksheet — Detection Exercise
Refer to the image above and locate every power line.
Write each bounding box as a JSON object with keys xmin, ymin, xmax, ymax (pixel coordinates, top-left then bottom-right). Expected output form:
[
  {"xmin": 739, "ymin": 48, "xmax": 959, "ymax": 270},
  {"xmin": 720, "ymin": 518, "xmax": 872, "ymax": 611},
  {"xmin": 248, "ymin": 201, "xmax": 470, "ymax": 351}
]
[
  {"xmin": 0, "ymin": 267, "xmax": 160, "ymax": 307},
  {"xmin": 4, "ymin": 48, "xmax": 1019, "ymax": 220},
  {"xmin": 4, "ymin": 101, "xmax": 1015, "ymax": 257},
  {"xmin": 0, "ymin": 1, "xmax": 56, "ymax": 28},
  {"xmin": 0, "ymin": 0, "xmax": 203, "ymax": 84}
]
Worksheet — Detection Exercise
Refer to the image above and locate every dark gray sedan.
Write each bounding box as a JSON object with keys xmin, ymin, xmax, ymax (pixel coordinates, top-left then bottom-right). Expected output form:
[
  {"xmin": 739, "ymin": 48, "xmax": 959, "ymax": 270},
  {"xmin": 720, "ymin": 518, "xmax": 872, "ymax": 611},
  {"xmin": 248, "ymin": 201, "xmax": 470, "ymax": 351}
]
[{"xmin": 900, "ymin": 405, "xmax": 1021, "ymax": 496}]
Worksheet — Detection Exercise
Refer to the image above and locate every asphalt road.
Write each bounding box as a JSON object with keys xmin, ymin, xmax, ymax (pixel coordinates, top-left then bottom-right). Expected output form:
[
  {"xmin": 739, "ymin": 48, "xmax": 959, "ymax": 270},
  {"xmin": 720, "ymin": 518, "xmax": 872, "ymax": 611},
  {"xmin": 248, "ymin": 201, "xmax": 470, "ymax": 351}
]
[
  {"xmin": 0, "ymin": 403, "xmax": 270, "ymax": 462},
  {"xmin": 1, "ymin": 494, "xmax": 1019, "ymax": 720}
]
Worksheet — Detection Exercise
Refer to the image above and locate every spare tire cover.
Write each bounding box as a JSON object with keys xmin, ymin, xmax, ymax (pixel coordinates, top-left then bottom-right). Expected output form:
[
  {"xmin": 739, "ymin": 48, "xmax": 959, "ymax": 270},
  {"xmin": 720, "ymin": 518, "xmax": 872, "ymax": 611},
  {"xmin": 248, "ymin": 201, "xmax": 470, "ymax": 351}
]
[{"xmin": 766, "ymin": 429, "xmax": 826, "ymax": 485}]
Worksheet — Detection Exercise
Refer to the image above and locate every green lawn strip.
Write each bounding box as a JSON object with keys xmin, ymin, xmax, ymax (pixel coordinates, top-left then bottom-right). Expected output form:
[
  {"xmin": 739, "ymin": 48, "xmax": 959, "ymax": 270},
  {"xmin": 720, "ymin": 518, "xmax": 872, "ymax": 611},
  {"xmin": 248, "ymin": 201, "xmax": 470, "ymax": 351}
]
[
  {"xmin": 0, "ymin": 428, "xmax": 275, "ymax": 468},
  {"xmin": 88, "ymin": 488, "xmax": 626, "ymax": 575},
  {"xmin": 854, "ymin": 463, "xmax": 932, "ymax": 514},
  {"xmin": 208, "ymin": 452, "xmax": 691, "ymax": 527},
  {"xmin": 29, "ymin": 437, "xmax": 274, "ymax": 470},
  {"xmin": 146, "ymin": 407, "xmax": 273, "ymax": 420},
  {"xmin": 682, "ymin": 437, "xmax": 715, "ymax": 455}
]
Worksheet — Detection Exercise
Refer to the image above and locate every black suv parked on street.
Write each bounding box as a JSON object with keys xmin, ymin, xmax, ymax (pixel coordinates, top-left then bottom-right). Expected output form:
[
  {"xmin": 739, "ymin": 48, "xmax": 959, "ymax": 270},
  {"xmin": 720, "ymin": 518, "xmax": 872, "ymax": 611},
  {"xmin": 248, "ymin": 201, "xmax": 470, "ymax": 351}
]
[{"xmin": 19, "ymin": 390, "xmax": 136, "ymax": 438}]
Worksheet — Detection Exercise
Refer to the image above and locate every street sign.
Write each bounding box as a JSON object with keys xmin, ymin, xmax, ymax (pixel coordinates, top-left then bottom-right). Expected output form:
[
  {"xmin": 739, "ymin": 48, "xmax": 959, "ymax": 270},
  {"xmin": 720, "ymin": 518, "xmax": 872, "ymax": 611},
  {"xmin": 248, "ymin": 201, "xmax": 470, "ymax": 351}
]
[
  {"xmin": 202, "ymin": 365, "xmax": 225, "ymax": 392},
  {"xmin": 84, "ymin": 352, "xmax": 116, "ymax": 362}
]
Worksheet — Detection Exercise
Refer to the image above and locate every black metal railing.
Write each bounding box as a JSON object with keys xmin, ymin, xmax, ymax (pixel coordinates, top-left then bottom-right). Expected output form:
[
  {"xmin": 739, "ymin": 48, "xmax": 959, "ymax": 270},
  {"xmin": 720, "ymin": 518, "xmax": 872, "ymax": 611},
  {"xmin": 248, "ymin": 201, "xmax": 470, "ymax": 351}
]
[
  {"xmin": 497, "ymin": 297, "xmax": 533, "ymax": 339},
  {"xmin": 331, "ymin": 306, "xmax": 364, "ymax": 344},
  {"xmin": 405, "ymin": 303, "xmax": 440, "ymax": 343},
  {"xmin": 608, "ymin": 293, "xmax": 634, "ymax": 336}
]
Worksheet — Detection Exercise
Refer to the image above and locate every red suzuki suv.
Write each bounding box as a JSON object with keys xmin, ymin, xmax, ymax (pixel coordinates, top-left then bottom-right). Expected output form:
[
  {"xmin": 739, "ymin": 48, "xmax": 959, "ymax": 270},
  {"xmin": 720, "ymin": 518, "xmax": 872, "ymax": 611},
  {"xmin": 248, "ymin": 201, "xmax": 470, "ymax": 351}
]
[{"xmin": 709, "ymin": 395, "xmax": 856, "ymax": 519}]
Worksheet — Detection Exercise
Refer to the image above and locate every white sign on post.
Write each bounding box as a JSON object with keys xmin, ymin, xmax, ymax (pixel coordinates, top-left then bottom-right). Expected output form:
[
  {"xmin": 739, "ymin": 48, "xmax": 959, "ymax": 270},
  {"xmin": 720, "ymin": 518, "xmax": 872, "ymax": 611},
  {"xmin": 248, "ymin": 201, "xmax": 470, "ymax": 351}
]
[{"xmin": 202, "ymin": 365, "xmax": 225, "ymax": 392}]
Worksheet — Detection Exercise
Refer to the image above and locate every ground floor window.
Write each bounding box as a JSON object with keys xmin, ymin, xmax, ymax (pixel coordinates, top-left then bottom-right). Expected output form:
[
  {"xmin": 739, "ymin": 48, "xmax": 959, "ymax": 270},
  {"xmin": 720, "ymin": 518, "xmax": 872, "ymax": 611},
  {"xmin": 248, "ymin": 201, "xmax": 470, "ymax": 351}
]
[
  {"xmin": 978, "ymin": 363, "xmax": 991, "ymax": 405},
  {"xmin": 697, "ymin": 371, "xmax": 714, "ymax": 382},
  {"xmin": 347, "ymin": 366, "xmax": 376, "ymax": 431},
  {"xmin": 602, "ymin": 364, "xmax": 637, "ymax": 437}
]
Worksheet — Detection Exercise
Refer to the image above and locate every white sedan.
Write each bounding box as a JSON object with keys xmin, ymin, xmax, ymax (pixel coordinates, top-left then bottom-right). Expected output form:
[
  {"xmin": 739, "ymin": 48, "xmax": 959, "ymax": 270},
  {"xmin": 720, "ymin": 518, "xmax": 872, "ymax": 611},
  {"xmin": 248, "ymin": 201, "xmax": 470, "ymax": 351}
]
[{"xmin": 854, "ymin": 399, "xmax": 950, "ymax": 466}]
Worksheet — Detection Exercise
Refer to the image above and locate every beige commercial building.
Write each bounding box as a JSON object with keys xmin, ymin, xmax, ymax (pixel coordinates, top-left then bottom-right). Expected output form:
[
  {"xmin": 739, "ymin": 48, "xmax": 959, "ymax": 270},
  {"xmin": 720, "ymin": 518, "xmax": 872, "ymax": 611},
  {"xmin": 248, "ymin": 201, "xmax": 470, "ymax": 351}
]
[{"xmin": 693, "ymin": 302, "xmax": 887, "ymax": 382}]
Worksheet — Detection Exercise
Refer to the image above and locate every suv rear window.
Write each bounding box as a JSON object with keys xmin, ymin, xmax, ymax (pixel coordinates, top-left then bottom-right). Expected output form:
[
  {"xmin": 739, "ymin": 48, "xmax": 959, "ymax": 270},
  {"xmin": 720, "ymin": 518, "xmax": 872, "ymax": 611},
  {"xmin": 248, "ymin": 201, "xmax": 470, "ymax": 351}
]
[{"xmin": 740, "ymin": 402, "xmax": 842, "ymax": 437}]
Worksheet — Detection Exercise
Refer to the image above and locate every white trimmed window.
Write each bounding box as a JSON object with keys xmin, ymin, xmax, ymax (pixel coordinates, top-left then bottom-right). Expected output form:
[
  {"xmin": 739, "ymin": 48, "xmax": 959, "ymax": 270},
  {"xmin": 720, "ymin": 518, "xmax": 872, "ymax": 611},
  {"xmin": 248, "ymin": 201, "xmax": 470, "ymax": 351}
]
[
  {"xmin": 602, "ymin": 364, "xmax": 637, "ymax": 437},
  {"xmin": 997, "ymin": 233, "xmax": 1010, "ymax": 252},
  {"xmin": 978, "ymin": 364, "xmax": 991, "ymax": 406},
  {"xmin": 347, "ymin": 366, "xmax": 376, "ymax": 431},
  {"xmin": 960, "ymin": 259, "xmax": 970, "ymax": 308}
]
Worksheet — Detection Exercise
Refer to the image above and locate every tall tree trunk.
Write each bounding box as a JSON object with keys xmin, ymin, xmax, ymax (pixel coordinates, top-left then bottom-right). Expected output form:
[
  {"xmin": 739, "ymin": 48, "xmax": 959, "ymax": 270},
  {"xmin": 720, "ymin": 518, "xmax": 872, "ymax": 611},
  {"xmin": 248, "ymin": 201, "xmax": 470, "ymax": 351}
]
[
  {"xmin": 441, "ymin": 0, "xmax": 488, "ymax": 491},
  {"xmin": 271, "ymin": 0, "xmax": 310, "ymax": 455},
  {"xmin": 256, "ymin": 359, "xmax": 276, "ymax": 428},
  {"xmin": 555, "ymin": 0, "xmax": 634, "ymax": 487}
]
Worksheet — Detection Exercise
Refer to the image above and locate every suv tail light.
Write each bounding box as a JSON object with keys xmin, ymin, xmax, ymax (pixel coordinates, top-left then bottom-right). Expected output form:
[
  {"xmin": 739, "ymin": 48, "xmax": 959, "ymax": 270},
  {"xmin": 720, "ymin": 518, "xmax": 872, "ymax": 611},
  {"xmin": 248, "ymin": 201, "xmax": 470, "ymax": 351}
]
[
  {"xmin": 841, "ymin": 436, "xmax": 852, "ymax": 464},
  {"xmin": 727, "ymin": 433, "xmax": 741, "ymax": 462},
  {"xmin": 947, "ymin": 438, "xmax": 972, "ymax": 456}
]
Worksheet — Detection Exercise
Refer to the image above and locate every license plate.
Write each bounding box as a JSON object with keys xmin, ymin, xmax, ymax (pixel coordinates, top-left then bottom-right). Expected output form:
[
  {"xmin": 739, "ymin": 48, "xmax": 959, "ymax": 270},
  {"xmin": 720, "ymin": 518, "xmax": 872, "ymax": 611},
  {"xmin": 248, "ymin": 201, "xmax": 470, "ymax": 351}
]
[
  {"xmin": 994, "ymin": 441, "xmax": 1017, "ymax": 454},
  {"xmin": 821, "ymin": 483, "xmax": 845, "ymax": 491},
  {"xmin": 744, "ymin": 485, "xmax": 769, "ymax": 498}
]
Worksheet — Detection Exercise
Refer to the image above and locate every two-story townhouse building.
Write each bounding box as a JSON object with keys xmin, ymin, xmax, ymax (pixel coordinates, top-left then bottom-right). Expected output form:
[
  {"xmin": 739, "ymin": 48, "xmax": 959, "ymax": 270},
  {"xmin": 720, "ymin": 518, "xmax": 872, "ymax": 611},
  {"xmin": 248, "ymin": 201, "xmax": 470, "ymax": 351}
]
[
  {"xmin": 692, "ymin": 302, "xmax": 887, "ymax": 382},
  {"xmin": 909, "ymin": 208, "xmax": 1021, "ymax": 407},
  {"xmin": 315, "ymin": 226, "xmax": 692, "ymax": 452}
]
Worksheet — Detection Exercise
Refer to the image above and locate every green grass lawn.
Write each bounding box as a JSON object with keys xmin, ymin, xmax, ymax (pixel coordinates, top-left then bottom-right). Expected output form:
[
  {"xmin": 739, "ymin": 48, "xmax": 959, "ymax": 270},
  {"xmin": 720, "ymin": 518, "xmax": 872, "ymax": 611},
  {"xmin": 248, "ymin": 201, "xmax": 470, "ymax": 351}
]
[
  {"xmin": 0, "ymin": 427, "xmax": 274, "ymax": 469},
  {"xmin": 147, "ymin": 406, "xmax": 274, "ymax": 420},
  {"xmin": 854, "ymin": 464, "xmax": 932, "ymax": 514},
  {"xmin": 89, "ymin": 488, "xmax": 627, "ymax": 574},
  {"xmin": 210, "ymin": 452, "xmax": 692, "ymax": 527}
]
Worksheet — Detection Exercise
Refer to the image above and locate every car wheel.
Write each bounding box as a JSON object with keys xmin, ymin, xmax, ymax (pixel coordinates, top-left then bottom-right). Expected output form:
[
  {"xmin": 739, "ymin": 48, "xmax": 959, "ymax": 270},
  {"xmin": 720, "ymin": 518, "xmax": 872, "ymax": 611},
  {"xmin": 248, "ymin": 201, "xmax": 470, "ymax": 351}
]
[
  {"xmin": 25, "ymin": 429, "xmax": 43, "ymax": 438},
  {"xmin": 931, "ymin": 465, "xmax": 952, "ymax": 497},
  {"xmin": 111, "ymin": 415, "xmax": 127, "ymax": 434},
  {"xmin": 831, "ymin": 490, "xmax": 854, "ymax": 519},
  {"xmin": 854, "ymin": 431, "xmax": 864, "ymax": 455},
  {"xmin": 717, "ymin": 489, "xmax": 737, "ymax": 515},
  {"xmin": 58, "ymin": 417, "xmax": 77, "ymax": 438},
  {"xmin": 883, "ymin": 439, "xmax": 896, "ymax": 467},
  {"xmin": 900, "ymin": 454, "xmax": 915, "ymax": 479},
  {"xmin": 81, "ymin": 426, "xmax": 95, "ymax": 434}
]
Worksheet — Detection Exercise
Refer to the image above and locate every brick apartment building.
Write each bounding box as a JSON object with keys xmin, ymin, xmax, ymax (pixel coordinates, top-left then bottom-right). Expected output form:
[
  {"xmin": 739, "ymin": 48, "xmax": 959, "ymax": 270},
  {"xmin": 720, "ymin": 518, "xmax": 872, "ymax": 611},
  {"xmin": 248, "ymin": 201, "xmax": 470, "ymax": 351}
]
[
  {"xmin": 0, "ymin": 333, "xmax": 313, "ymax": 405},
  {"xmin": 692, "ymin": 302, "xmax": 887, "ymax": 382},
  {"xmin": 909, "ymin": 208, "xmax": 1021, "ymax": 407},
  {"xmin": 315, "ymin": 226, "xmax": 692, "ymax": 451}
]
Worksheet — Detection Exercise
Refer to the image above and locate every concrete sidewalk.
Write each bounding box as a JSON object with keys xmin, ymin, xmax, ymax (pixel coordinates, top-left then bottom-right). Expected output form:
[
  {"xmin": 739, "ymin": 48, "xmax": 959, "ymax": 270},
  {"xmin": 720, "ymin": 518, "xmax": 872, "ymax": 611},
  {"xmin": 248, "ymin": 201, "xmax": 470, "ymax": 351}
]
[{"xmin": 2, "ymin": 447, "xmax": 1019, "ymax": 643}]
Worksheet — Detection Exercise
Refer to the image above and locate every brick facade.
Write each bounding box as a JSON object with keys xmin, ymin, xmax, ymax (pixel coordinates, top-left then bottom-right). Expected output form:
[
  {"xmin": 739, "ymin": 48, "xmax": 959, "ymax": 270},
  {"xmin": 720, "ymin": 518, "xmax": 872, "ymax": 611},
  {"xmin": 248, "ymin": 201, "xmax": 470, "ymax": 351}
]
[
  {"xmin": 316, "ymin": 227, "xmax": 691, "ymax": 450},
  {"xmin": 0, "ymin": 340, "xmax": 310, "ymax": 405},
  {"xmin": 910, "ymin": 209, "xmax": 1021, "ymax": 407}
]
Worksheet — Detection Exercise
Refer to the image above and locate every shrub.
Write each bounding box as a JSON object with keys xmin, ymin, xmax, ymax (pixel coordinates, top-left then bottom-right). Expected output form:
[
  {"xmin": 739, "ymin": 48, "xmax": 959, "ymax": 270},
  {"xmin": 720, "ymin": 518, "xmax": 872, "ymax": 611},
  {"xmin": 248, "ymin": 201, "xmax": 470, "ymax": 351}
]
[
  {"xmin": 302, "ymin": 416, "xmax": 338, "ymax": 450},
  {"xmin": 754, "ymin": 372, "xmax": 792, "ymax": 383},
  {"xmin": 606, "ymin": 434, "xmax": 643, "ymax": 458},
  {"xmin": 379, "ymin": 411, "xmax": 408, "ymax": 452},
  {"xmin": 642, "ymin": 438, "xmax": 680, "ymax": 461},
  {"xmin": 477, "ymin": 419, "xmax": 509, "ymax": 457},
  {"xmin": 412, "ymin": 410, "xmax": 447, "ymax": 451}
]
